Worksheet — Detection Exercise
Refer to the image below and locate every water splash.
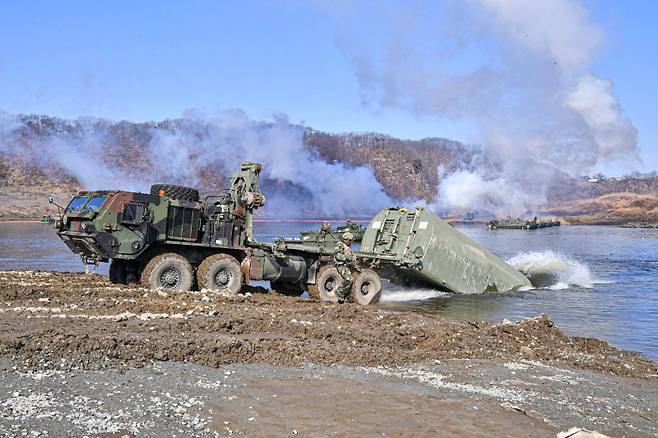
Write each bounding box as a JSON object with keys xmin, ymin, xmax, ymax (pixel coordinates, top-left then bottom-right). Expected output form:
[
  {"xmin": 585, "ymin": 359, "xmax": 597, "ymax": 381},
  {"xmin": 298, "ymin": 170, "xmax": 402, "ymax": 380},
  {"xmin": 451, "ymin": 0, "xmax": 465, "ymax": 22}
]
[
  {"xmin": 507, "ymin": 250, "xmax": 594, "ymax": 289},
  {"xmin": 380, "ymin": 288, "xmax": 449, "ymax": 302}
]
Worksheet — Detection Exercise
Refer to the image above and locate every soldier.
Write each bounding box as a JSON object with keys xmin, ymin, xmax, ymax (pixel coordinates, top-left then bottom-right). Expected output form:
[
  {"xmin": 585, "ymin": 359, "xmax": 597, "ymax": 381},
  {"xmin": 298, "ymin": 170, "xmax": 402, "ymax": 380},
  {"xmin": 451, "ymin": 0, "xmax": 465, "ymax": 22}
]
[{"xmin": 333, "ymin": 231, "xmax": 359, "ymax": 303}]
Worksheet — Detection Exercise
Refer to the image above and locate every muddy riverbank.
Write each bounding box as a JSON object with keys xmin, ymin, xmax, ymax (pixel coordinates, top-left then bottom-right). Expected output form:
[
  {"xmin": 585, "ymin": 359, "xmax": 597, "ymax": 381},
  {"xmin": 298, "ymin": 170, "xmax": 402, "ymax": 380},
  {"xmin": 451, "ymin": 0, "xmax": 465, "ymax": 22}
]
[{"xmin": 0, "ymin": 270, "xmax": 656, "ymax": 436}]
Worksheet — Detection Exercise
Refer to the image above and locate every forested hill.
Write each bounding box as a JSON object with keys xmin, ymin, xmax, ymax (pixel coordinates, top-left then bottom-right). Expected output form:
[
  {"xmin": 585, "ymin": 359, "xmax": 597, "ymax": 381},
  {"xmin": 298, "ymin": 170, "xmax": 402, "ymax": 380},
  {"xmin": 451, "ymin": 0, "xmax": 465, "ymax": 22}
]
[
  {"xmin": 0, "ymin": 114, "xmax": 476, "ymax": 218},
  {"xmin": 0, "ymin": 113, "xmax": 656, "ymax": 220}
]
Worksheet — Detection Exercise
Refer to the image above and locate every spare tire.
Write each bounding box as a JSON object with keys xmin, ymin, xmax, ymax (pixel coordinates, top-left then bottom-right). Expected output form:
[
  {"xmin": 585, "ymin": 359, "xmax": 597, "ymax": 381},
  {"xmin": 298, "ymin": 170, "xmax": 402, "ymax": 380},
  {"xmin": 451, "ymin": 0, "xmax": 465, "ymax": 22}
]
[{"xmin": 150, "ymin": 184, "xmax": 200, "ymax": 202}]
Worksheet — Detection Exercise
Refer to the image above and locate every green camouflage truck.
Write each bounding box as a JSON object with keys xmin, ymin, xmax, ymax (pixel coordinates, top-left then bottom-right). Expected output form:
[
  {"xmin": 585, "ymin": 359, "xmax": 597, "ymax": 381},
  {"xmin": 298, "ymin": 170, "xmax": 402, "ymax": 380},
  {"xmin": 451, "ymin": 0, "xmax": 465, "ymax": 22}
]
[{"xmin": 53, "ymin": 162, "xmax": 530, "ymax": 304}]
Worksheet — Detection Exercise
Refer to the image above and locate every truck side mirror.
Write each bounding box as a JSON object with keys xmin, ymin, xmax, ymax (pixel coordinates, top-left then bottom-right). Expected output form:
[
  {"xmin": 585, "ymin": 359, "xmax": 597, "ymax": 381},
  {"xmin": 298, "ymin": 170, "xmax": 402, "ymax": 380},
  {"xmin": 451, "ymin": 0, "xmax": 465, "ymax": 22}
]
[{"xmin": 48, "ymin": 196, "xmax": 54, "ymax": 204}]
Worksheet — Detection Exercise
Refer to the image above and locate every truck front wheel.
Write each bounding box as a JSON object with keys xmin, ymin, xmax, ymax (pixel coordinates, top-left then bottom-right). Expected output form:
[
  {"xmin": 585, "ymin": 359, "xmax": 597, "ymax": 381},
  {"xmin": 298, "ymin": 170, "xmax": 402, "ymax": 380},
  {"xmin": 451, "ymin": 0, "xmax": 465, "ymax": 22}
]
[
  {"xmin": 197, "ymin": 254, "xmax": 242, "ymax": 294},
  {"xmin": 141, "ymin": 253, "xmax": 194, "ymax": 291}
]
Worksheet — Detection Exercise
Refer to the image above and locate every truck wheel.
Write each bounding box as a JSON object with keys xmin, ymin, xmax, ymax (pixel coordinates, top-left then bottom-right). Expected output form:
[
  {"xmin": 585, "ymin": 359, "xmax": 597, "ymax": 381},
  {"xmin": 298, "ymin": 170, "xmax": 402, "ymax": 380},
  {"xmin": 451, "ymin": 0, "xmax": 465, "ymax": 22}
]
[
  {"xmin": 149, "ymin": 184, "xmax": 200, "ymax": 202},
  {"xmin": 308, "ymin": 265, "xmax": 341, "ymax": 302},
  {"xmin": 141, "ymin": 253, "xmax": 194, "ymax": 291},
  {"xmin": 352, "ymin": 269, "xmax": 382, "ymax": 305},
  {"xmin": 197, "ymin": 254, "xmax": 242, "ymax": 294},
  {"xmin": 109, "ymin": 259, "xmax": 126, "ymax": 284}
]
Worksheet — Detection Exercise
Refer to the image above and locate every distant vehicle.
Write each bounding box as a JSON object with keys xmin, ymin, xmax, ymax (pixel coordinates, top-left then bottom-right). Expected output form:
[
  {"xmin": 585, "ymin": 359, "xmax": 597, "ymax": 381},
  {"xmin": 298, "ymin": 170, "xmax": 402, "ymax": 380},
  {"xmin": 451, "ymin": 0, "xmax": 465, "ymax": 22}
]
[
  {"xmin": 299, "ymin": 220, "xmax": 366, "ymax": 242},
  {"xmin": 41, "ymin": 215, "xmax": 55, "ymax": 224},
  {"xmin": 488, "ymin": 216, "xmax": 560, "ymax": 230}
]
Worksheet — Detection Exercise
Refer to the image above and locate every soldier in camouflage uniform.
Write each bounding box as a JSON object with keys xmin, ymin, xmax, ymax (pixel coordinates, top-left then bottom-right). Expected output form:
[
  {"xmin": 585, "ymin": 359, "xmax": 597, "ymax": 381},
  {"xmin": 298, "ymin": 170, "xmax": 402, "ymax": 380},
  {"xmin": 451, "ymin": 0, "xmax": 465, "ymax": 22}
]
[
  {"xmin": 320, "ymin": 221, "xmax": 332, "ymax": 234},
  {"xmin": 333, "ymin": 231, "xmax": 359, "ymax": 303}
]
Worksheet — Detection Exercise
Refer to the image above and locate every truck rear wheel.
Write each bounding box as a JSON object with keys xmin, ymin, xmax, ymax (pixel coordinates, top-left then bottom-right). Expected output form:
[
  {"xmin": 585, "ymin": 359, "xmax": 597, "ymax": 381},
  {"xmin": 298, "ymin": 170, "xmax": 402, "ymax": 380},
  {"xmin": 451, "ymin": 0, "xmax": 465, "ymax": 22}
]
[
  {"xmin": 352, "ymin": 269, "xmax": 382, "ymax": 305},
  {"xmin": 141, "ymin": 253, "xmax": 194, "ymax": 291},
  {"xmin": 197, "ymin": 254, "xmax": 242, "ymax": 294},
  {"xmin": 308, "ymin": 265, "xmax": 341, "ymax": 302},
  {"xmin": 109, "ymin": 260, "xmax": 126, "ymax": 284}
]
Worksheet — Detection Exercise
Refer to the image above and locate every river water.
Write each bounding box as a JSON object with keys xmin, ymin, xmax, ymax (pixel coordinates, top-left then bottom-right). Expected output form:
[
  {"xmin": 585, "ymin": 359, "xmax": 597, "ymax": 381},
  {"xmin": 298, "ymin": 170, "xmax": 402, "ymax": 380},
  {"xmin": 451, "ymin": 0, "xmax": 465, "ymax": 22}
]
[{"xmin": 1, "ymin": 222, "xmax": 656, "ymax": 360}]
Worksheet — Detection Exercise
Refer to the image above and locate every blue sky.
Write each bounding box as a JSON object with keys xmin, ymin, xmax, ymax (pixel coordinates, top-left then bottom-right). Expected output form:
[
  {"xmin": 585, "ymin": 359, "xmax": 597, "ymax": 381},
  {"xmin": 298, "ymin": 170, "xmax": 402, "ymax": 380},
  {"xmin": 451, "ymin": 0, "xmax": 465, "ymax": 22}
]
[{"xmin": 0, "ymin": 0, "xmax": 656, "ymax": 171}]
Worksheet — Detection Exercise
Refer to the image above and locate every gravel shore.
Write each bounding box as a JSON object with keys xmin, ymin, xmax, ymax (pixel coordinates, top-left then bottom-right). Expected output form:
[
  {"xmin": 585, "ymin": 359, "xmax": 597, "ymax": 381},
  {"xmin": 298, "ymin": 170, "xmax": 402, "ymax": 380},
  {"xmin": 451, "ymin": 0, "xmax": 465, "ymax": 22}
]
[{"xmin": 0, "ymin": 270, "xmax": 656, "ymax": 436}]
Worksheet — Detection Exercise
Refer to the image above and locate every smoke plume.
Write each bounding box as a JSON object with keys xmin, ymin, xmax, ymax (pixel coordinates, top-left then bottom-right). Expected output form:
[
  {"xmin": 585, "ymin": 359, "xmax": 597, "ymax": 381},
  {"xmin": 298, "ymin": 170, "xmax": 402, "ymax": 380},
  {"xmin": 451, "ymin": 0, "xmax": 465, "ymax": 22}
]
[
  {"xmin": 0, "ymin": 110, "xmax": 392, "ymax": 217},
  {"xmin": 327, "ymin": 0, "xmax": 639, "ymax": 216}
]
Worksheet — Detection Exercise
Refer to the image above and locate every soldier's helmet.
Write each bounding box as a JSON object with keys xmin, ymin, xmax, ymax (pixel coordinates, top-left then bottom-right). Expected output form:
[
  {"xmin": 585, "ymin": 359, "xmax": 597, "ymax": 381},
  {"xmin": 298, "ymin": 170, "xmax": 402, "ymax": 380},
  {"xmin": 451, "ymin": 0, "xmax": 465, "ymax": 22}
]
[
  {"xmin": 341, "ymin": 231, "xmax": 354, "ymax": 242},
  {"xmin": 320, "ymin": 222, "xmax": 332, "ymax": 233}
]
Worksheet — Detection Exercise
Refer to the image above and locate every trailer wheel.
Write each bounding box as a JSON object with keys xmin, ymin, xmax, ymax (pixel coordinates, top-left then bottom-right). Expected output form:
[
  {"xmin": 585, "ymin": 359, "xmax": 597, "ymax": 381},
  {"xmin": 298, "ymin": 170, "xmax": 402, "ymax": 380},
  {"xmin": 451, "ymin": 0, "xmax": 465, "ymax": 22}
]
[
  {"xmin": 352, "ymin": 269, "xmax": 382, "ymax": 305},
  {"xmin": 308, "ymin": 265, "xmax": 341, "ymax": 302},
  {"xmin": 141, "ymin": 253, "xmax": 194, "ymax": 291},
  {"xmin": 109, "ymin": 259, "xmax": 126, "ymax": 284},
  {"xmin": 197, "ymin": 254, "xmax": 242, "ymax": 294}
]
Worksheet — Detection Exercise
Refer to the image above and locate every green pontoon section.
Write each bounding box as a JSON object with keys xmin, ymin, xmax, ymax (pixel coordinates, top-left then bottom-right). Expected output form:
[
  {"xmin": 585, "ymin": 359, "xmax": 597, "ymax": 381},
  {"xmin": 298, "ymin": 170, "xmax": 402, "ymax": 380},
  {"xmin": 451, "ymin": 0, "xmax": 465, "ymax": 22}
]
[{"xmin": 359, "ymin": 208, "xmax": 532, "ymax": 294}]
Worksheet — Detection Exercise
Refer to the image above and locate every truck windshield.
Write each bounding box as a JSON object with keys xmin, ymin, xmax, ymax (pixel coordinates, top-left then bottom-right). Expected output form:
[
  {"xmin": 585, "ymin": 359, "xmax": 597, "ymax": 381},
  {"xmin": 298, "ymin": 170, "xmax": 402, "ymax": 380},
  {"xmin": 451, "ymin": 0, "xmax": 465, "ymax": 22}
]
[
  {"xmin": 83, "ymin": 195, "xmax": 107, "ymax": 211},
  {"xmin": 66, "ymin": 196, "xmax": 88, "ymax": 212}
]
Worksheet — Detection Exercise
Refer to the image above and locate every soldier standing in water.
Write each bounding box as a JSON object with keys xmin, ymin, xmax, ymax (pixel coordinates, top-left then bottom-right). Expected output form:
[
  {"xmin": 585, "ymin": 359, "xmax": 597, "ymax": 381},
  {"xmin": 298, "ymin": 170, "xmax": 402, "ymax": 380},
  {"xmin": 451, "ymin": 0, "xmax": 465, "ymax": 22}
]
[{"xmin": 333, "ymin": 231, "xmax": 359, "ymax": 303}]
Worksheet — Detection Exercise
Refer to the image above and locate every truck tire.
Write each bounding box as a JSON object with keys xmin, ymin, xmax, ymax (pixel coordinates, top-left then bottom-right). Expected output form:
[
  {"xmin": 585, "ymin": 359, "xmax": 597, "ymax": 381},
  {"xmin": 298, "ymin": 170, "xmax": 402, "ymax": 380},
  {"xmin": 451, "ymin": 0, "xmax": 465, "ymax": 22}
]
[
  {"xmin": 109, "ymin": 259, "xmax": 126, "ymax": 284},
  {"xmin": 308, "ymin": 265, "xmax": 341, "ymax": 302},
  {"xmin": 197, "ymin": 253, "xmax": 242, "ymax": 294},
  {"xmin": 141, "ymin": 253, "xmax": 194, "ymax": 291},
  {"xmin": 150, "ymin": 184, "xmax": 200, "ymax": 202},
  {"xmin": 352, "ymin": 268, "xmax": 382, "ymax": 305}
]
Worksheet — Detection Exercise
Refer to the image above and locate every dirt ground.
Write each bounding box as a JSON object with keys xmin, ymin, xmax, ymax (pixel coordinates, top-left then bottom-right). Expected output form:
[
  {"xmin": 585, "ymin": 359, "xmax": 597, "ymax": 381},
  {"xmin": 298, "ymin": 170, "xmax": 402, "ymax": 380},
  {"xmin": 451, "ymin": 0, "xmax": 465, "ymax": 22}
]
[{"xmin": 0, "ymin": 270, "xmax": 657, "ymax": 436}]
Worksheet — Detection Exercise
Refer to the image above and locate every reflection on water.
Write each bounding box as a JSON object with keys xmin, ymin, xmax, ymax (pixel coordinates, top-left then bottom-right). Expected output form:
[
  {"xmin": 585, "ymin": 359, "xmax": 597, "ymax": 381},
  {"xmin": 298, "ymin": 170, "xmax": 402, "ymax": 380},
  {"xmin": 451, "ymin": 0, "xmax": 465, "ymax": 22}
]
[{"xmin": 0, "ymin": 222, "xmax": 657, "ymax": 360}]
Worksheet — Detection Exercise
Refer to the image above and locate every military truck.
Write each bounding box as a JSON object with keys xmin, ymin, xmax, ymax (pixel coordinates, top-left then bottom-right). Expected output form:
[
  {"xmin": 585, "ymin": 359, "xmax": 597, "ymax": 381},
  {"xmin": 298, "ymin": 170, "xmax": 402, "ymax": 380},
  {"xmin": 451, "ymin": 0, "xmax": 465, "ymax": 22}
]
[
  {"xmin": 53, "ymin": 161, "xmax": 530, "ymax": 304},
  {"xmin": 53, "ymin": 162, "xmax": 380, "ymax": 303}
]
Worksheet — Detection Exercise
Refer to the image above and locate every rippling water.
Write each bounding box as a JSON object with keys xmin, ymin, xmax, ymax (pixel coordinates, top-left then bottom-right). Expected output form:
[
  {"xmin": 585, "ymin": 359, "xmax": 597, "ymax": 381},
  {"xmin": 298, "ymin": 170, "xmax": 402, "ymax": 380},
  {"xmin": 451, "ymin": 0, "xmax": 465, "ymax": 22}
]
[{"xmin": 1, "ymin": 222, "xmax": 656, "ymax": 360}]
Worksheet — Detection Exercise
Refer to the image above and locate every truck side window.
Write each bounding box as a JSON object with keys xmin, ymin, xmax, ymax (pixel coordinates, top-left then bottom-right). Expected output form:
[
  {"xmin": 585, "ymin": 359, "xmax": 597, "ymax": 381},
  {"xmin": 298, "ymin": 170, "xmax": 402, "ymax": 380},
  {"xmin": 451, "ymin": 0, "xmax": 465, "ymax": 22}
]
[{"xmin": 121, "ymin": 203, "xmax": 145, "ymax": 225}]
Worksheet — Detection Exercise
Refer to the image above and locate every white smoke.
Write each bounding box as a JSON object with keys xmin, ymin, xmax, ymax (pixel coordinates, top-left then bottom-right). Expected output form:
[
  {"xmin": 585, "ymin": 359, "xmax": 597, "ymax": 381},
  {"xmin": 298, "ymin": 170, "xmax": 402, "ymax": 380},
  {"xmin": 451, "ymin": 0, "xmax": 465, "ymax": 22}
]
[
  {"xmin": 0, "ymin": 112, "xmax": 147, "ymax": 191},
  {"xmin": 475, "ymin": 0, "xmax": 603, "ymax": 72},
  {"xmin": 146, "ymin": 110, "xmax": 393, "ymax": 215},
  {"xmin": 565, "ymin": 74, "xmax": 639, "ymax": 161},
  {"xmin": 0, "ymin": 110, "xmax": 393, "ymax": 217},
  {"xmin": 436, "ymin": 169, "xmax": 533, "ymax": 217},
  {"xmin": 326, "ymin": 0, "xmax": 639, "ymax": 216}
]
